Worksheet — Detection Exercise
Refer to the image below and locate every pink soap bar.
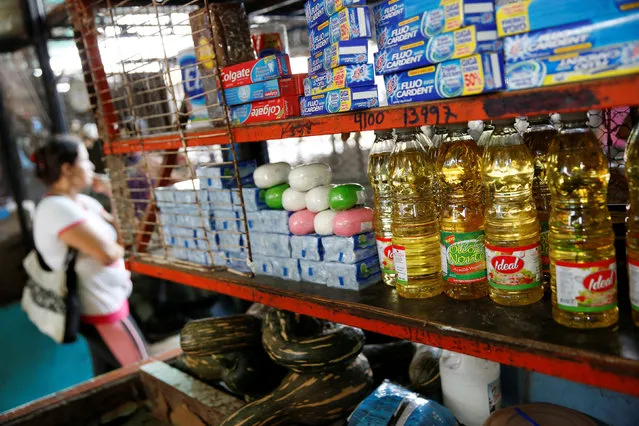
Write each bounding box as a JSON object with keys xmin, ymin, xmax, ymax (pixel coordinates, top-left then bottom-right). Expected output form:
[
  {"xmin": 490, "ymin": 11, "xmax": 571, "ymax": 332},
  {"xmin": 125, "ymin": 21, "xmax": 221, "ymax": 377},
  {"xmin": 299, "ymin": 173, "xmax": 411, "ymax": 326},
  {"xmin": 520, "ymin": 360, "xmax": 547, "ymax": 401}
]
[
  {"xmin": 333, "ymin": 207, "xmax": 374, "ymax": 237},
  {"xmin": 289, "ymin": 209, "xmax": 317, "ymax": 235}
]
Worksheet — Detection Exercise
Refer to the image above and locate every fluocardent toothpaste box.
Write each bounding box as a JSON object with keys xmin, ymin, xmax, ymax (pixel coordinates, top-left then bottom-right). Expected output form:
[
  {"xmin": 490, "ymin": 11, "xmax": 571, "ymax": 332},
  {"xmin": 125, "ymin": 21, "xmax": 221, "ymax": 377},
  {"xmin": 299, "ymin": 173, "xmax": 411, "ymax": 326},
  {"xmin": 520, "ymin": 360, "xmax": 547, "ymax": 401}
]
[
  {"xmin": 384, "ymin": 52, "xmax": 504, "ymax": 105},
  {"xmin": 374, "ymin": 25, "xmax": 500, "ymax": 75},
  {"xmin": 308, "ymin": 40, "xmax": 369, "ymax": 75},
  {"xmin": 305, "ymin": 0, "xmax": 366, "ymax": 29},
  {"xmin": 304, "ymin": 63, "xmax": 375, "ymax": 95},
  {"xmin": 229, "ymin": 96, "xmax": 300, "ymax": 125},
  {"xmin": 224, "ymin": 76, "xmax": 305, "ymax": 106},
  {"xmin": 300, "ymin": 86, "xmax": 379, "ymax": 116},
  {"xmin": 503, "ymin": 13, "xmax": 639, "ymax": 64},
  {"xmin": 505, "ymin": 41, "xmax": 639, "ymax": 91},
  {"xmin": 496, "ymin": 0, "xmax": 638, "ymax": 37},
  {"xmin": 221, "ymin": 54, "xmax": 291, "ymax": 89},
  {"xmin": 308, "ymin": 7, "xmax": 372, "ymax": 54},
  {"xmin": 374, "ymin": 0, "xmax": 496, "ymax": 38}
]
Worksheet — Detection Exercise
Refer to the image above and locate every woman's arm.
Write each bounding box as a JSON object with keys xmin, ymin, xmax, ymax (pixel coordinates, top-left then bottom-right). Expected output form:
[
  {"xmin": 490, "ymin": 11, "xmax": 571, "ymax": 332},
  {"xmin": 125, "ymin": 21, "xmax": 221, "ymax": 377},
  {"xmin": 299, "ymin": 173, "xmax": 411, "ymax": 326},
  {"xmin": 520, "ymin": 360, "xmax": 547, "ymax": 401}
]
[{"xmin": 59, "ymin": 222, "xmax": 124, "ymax": 266}]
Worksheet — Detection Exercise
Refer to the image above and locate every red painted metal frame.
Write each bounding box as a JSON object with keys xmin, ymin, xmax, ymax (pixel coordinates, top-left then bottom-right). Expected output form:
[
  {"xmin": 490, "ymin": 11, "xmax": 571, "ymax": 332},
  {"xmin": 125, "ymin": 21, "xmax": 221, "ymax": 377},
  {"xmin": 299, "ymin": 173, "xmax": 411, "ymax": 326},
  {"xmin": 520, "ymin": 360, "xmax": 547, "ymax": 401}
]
[
  {"xmin": 129, "ymin": 260, "xmax": 639, "ymax": 398},
  {"xmin": 104, "ymin": 75, "xmax": 639, "ymax": 154}
]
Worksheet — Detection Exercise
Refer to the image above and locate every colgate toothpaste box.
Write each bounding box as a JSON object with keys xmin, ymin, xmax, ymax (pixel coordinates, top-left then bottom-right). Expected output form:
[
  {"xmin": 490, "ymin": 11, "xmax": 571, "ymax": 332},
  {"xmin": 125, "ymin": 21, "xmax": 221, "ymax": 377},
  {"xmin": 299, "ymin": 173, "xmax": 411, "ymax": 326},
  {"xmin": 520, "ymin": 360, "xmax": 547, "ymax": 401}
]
[
  {"xmin": 229, "ymin": 96, "xmax": 300, "ymax": 125},
  {"xmin": 304, "ymin": 63, "xmax": 375, "ymax": 96},
  {"xmin": 308, "ymin": 39, "xmax": 369, "ymax": 75},
  {"xmin": 384, "ymin": 52, "xmax": 504, "ymax": 105},
  {"xmin": 305, "ymin": 0, "xmax": 367, "ymax": 30},
  {"xmin": 374, "ymin": 0, "xmax": 496, "ymax": 38},
  {"xmin": 224, "ymin": 76, "xmax": 306, "ymax": 106},
  {"xmin": 300, "ymin": 86, "xmax": 379, "ymax": 116},
  {"xmin": 374, "ymin": 25, "xmax": 501, "ymax": 75},
  {"xmin": 221, "ymin": 54, "xmax": 291, "ymax": 89}
]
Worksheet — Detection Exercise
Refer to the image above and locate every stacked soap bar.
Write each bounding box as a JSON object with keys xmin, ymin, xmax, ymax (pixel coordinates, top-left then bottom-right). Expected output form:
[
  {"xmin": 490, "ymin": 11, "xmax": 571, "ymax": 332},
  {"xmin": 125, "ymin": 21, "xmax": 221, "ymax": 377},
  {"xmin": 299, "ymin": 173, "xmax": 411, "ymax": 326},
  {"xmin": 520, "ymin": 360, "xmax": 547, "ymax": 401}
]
[
  {"xmin": 223, "ymin": 54, "xmax": 306, "ymax": 124},
  {"xmin": 373, "ymin": 0, "xmax": 505, "ymax": 105},
  {"xmin": 248, "ymin": 162, "xmax": 381, "ymax": 290},
  {"xmin": 300, "ymin": 0, "xmax": 379, "ymax": 116},
  {"xmin": 499, "ymin": 2, "xmax": 639, "ymax": 90}
]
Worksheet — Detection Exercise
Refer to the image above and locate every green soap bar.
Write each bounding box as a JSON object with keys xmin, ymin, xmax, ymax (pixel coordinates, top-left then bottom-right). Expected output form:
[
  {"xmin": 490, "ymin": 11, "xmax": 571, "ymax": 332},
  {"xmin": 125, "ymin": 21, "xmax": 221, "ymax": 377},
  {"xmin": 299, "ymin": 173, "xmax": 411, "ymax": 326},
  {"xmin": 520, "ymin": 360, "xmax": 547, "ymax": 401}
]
[
  {"xmin": 329, "ymin": 183, "xmax": 366, "ymax": 211},
  {"xmin": 265, "ymin": 183, "xmax": 289, "ymax": 209}
]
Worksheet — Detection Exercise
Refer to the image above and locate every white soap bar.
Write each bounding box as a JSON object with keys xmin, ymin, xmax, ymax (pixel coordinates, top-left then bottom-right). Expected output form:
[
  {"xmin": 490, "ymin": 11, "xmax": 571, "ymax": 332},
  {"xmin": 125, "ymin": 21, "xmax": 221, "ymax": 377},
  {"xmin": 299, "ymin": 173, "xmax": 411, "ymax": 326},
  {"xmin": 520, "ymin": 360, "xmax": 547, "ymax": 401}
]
[
  {"xmin": 288, "ymin": 163, "xmax": 332, "ymax": 192},
  {"xmin": 253, "ymin": 162, "xmax": 291, "ymax": 188},
  {"xmin": 282, "ymin": 188, "xmax": 307, "ymax": 212},
  {"xmin": 305, "ymin": 185, "xmax": 331, "ymax": 212}
]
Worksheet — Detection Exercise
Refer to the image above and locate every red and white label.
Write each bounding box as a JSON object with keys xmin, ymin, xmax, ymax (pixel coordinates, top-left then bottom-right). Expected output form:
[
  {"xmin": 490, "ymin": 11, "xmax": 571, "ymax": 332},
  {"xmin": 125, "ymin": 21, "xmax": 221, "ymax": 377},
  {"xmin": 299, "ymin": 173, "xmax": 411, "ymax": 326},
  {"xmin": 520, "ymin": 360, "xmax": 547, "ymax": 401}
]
[
  {"xmin": 629, "ymin": 255, "xmax": 639, "ymax": 311},
  {"xmin": 393, "ymin": 245, "xmax": 408, "ymax": 285},
  {"xmin": 485, "ymin": 243, "xmax": 541, "ymax": 290},
  {"xmin": 376, "ymin": 236, "xmax": 394, "ymax": 275},
  {"xmin": 555, "ymin": 258, "xmax": 617, "ymax": 312}
]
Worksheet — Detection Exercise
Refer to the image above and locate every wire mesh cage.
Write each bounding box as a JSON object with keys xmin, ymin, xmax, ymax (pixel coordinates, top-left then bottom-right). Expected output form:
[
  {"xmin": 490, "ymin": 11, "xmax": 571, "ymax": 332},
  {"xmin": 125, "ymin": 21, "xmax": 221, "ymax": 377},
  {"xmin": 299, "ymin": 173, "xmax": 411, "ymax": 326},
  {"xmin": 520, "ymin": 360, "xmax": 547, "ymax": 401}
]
[{"xmin": 67, "ymin": 0, "xmax": 257, "ymax": 275}]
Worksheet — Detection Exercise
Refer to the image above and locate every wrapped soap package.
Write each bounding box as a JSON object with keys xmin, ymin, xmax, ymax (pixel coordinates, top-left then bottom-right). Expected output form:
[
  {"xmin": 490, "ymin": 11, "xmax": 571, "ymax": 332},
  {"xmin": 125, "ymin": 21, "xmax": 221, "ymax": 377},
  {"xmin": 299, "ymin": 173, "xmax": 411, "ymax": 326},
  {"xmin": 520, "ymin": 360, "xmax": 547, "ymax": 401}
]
[
  {"xmin": 232, "ymin": 187, "xmax": 267, "ymax": 212},
  {"xmin": 271, "ymin": 257, "xmax": 302, "ymax": 281},
  {"xmin": 300, "ymin": 260, "xmax": 329, "ymax": 284},
  {"xmin": 322, "ymin": 232, "xmax": 377, "ymax": 263},
  {"xmin": 261, "ymin": 210, "xmax": 292, "ymax": 234},
  {"xmin": 326, "ymin": 256, "xmax": 381, "ymax": 290},
  {"xmin": 252, "ymin": 255, "xmax": 275, "ymax": 276},
  {"xmin": 290, "ymin": 235, "xmax": 324, "ymax": 261},
  {"xmin": 250, "ymin": 232, "xmax": 292, "ymax": 258}
]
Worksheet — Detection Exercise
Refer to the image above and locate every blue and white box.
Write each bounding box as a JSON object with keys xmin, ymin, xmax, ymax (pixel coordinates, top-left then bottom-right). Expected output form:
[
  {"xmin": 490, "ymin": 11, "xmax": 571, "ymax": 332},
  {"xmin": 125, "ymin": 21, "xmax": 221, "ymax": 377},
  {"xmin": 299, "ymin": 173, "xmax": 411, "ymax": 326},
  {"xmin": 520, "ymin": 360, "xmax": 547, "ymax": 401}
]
[
  {"xmin": 253, "ymin": 256, "xmax": 275, "ymax": 276},
  {"xmin": 384, "ymin": 52, "xmax": 504, "ymax": 105},
  {"xmin": 505, "ymin": 41, "xmax": 639, "ymax": 91},
  {"xmin": 250, "ymin": 232, "xmax": 292, "ymax": 258},
  {"xmin": 374, "ymin": 0, "xmax": 496, "ymax": 37},
  {"xmin": 300, "ymin": 260, "xmax": 328, "ymax": 284},
  {"xmin": 496, "ymin": 0, "xmax": 637, "ymax": 37},
  {"xmin": 503, "ymin": 12, "xmax": 639, "ymax": 64},
  {"xmin": 218, "ymin": 232, "xmax": 244, "ymax": 251},
  {"xmin": 212, "ymin": 251, "xmax": 228, "ymax": 267},
  {"xmin": 290, "ymin": 235, "xmax": 324, "ymax": 261},
  {"xmin": 308, "ymin": 40, "xmax": 369, "ymax": 75},
  {"xmin": 189, "ymin": 250, "xmax": 213, "ymax": 266},
  {"xmin": 309, "ymin": 21, "xmax": 333, "ymax": 54},
  {"xmin": 232, "ymin": 187, "xmax": 266, "ymax": 212},
  {"xmin": 322, "ymin": 232, "xmax": 377, "ymax": 263},
  {"xmin": 330, "ymin": 7, "xmax": 372, "ymax": 44},
  {"xmin": 209, "ymin": 189, "xmax": 233, "ymax": 210},
  {"xmin": 271, "ymin": 257, "xmax": 301, "ymax": 281},
  {"xmin": 214, "ymin": 210, "xmax": 242, "ymax": 232},
  {"xmin": 260, "ymin": 210, "xmax": 292, "ymax": 235},
  {"xmin": 196, "ymin": 160, "xmax": 257, "ymax": 190},
  {"xmin": 227, "ymin": 251, "xmax": 250, "ymax": 272},
  {"xmin": 305, "ymin": 0, "xmax": 366, "ymax": 29},
  {"xmin": 246, "ymin": 211, "xmax": 264, "ymax": 233},
  {"xmin": 300, "ymin": 86, "xmax": 379, "ymax": 116},
  {"xmin": 326, "ymin": 256, "xmax": 381, "ymax": 289},
  {"xmin": 305, "ymin": 64, "xmax": 375, "ymax": 96},
  {"xmin": 178, "ymin": 49, "xmax": 209, "ymax": 125}
]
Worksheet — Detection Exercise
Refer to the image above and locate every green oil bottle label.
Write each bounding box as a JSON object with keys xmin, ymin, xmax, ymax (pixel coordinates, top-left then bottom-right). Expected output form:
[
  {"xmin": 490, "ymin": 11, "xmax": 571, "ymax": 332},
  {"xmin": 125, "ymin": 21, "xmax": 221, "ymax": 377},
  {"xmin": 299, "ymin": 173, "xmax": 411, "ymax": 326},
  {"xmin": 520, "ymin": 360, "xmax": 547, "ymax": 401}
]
[
  {"xmin": 440, "ymin": 230, "xmax": 487, "ymax": 284},
  {"xmin": 540, "ymin": 221, "xmax": 550, "ymax": 274},
  {"xmin": 556, "ymin": 258, "xmax": 617, "ymax": 313}
]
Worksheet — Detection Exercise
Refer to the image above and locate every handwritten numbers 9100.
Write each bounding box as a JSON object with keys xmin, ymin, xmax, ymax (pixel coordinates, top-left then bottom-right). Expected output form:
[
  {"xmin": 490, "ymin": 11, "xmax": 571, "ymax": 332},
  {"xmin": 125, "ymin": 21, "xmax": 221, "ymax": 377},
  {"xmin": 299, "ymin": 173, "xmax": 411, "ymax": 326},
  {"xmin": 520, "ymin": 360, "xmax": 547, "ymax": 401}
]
[
  {"xmin": 353, "ymin": 111, "xmax": 386, "ymax": 131},
  {"xmin": 403, "ymin": 105, "xmax": 457, "ymax": 127}
]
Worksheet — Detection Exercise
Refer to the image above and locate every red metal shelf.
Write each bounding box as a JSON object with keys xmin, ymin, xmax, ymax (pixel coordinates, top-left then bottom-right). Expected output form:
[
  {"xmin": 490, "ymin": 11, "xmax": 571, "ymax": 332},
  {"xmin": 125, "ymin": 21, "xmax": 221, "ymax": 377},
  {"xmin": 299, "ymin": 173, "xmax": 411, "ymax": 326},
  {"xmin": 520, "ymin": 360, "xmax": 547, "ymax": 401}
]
[
  {"xmin": 128, "ymin": 260, "xmax": 639, "ymax": 398},
  {"xmin": 105, "ymin": 75, "xmax": 639, "ymax": 154}
]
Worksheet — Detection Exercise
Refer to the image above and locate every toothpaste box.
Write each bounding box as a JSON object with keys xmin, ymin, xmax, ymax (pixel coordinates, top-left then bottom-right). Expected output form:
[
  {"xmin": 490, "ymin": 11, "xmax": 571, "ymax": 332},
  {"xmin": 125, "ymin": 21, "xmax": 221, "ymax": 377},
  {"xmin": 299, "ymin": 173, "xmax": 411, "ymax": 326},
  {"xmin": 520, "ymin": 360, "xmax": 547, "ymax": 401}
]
[
  {"xmin": 503, "ymin": 13, "xmax": 639, "ymax": 64},
  {"xmin": 229, "ymin": 96, "xmax": 300, "ymax": 125},
  {"xmin": 305, "ymin": 0, "xmax": 366, "ymax": 29},
  {"xmin": 496, "ymin": 0, "xmax": 638, "ymax": 37},
  {"xmin": 300, "ymin": 86, "xmax": 379, "ymax": 116},
  {"xmin": 374, "ymin": 0, "xmax": 496, "ymax": 38},
  {"xmin": 304, "ymin": 63, "xmax": 375, "ymax": 95},
  {"xmin": 221, "ymin": 54, "xmax": 291, "ymax": 89},
  {"xmin": 376, "ymin": 11, "xmax": 500, "ymax": 51},
  {"xmin": 309, "ymin": 7, "xmax": 373, "ymax": 54},
  {"xmin": 505, "ymin": 41, "xmax": 639, "ymax": 91},
  {"xmin": 224, "ymin": 77, "xmax": 305, "ymax": 106},
  {"xmin": 384, "ymin": 52, "xmax": 504, "ymax": 105},
  {"xmin": 374, "ymin": 25, "xmax": 500, "ymax": 75},
  {"xmin": 308, "ymin": 39, "xmax": 369, "ymax": 75}
]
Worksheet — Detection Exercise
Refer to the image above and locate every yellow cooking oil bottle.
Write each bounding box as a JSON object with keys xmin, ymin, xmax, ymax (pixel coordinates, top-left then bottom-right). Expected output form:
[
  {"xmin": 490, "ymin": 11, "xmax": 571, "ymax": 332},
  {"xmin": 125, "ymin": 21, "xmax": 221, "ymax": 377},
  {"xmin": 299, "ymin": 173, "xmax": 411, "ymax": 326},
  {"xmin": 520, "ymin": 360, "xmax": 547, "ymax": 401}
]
[
  {"xmin": 437, "ymin": 124, "xmax": 488, "ymax": 300},
  {"xmin": 547, "ymin": 113, "xmax": 618, "ymax": 329},
  {"xmin": 430, "ymin": 126, "xmax": 448, "ymax": 215},
  {"xmin": 483, "ymin": 120, "xmax": 544, "ymax": 306},
  {"xmin": 523, "ymin": 115, "xmax": 558, "ymax": 290},
  {"xmin": 476, "ymin": 121, "xmax": 495, "ymax": 156},
  {"xmin": 626, "ymin": 122, "xmax": 639, "ymax": 327},
  {"xmin": 389, "ymin": 127, "xmax": 442, "ymax": 298},
  {"xmin": 368, "ymin": 129, "xmax": 396, "ymax": 287}
]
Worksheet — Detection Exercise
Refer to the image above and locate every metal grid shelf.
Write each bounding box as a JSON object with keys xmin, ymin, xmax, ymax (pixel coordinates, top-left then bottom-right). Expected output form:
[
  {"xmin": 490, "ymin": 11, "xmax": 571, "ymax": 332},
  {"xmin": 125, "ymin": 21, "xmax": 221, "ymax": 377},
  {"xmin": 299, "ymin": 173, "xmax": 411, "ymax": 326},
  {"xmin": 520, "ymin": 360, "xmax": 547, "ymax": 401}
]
[
  {"xmin": 129, "ymin": 260, "xmax": 639, "ymax": 398},
  {"xmin": 103, "ymin": 75, "xmax": 639, "ymax": 154}
]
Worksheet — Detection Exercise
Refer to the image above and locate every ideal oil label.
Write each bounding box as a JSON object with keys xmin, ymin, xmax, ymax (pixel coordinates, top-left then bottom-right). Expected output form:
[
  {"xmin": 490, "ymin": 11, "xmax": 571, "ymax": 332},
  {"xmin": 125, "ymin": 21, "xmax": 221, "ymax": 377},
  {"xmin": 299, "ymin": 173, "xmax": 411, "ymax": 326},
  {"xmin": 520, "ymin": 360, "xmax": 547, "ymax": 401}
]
[
  {"xmin": 628, "ymin": 254, "xmax": 639, "ymax": 311},
  {"xmin": 540, "ymin": 221, "xmax": 550, "ymax": 274},
  {"xmin": 440, "ymin": 230, "xmax": 487, "ymax": 284},
  {"xmin": 556, "ymin": 258, "xmax": 617, "ymax": 313},
  {"xmin": 376, "ymin": 236, "xmax": 395, "ymax": 275},
  {"xmin": 485, "ymin": 242, "xmax": 541, "ymax": 290},
  {"xmin": 393, "ymin": 245, "xmax": 408, "ymax": 285}
]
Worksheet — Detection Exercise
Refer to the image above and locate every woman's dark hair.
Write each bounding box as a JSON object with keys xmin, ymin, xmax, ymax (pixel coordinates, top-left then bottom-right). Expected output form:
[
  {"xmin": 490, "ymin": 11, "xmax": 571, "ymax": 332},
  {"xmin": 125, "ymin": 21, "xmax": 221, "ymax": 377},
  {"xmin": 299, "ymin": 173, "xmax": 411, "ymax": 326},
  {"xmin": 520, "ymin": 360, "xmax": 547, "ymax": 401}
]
[{"xmin": 33, "ymin": 135, "xmax": 82, "ymax": 185}]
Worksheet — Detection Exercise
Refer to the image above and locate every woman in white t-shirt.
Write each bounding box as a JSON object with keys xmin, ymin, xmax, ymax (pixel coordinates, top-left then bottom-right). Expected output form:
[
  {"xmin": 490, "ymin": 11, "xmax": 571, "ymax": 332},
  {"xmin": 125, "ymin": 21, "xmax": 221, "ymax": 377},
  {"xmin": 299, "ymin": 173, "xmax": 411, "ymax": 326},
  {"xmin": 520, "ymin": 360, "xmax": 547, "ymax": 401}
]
[{"xmin": 32, "ymin": 135, "xmax": 147, "ymax": 374}]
